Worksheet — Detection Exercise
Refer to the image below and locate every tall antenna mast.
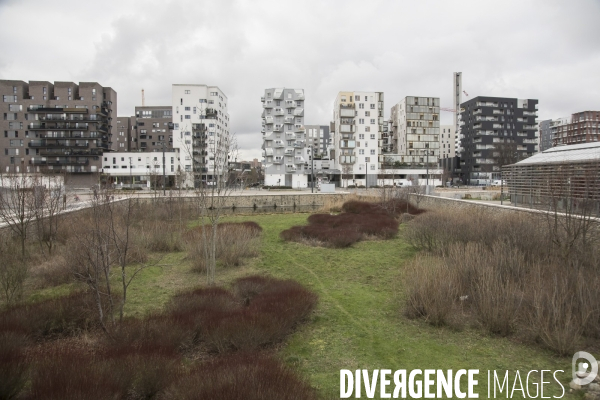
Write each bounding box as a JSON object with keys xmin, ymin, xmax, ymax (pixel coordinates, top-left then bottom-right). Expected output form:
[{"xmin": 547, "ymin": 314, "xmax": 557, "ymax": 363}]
[{"xmin": 141, "ymin": 89, "xmax": 145, "ymax": 106}]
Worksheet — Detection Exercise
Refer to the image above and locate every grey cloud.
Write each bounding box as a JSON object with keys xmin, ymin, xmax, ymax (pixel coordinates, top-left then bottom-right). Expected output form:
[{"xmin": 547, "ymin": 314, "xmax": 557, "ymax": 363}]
[{"xmin": 1, "ymin": 0, "xmax": 600, "ymax": 160}]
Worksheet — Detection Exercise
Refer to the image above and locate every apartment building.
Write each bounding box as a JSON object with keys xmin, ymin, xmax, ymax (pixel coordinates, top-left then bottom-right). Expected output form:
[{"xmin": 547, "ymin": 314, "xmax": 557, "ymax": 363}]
[
  {"xmin": 459, "ymin": 96, "xmax": 538, "ymax": 185},
  {"xmin": 172, "ymin": 84, "xmax": 230, "ymax": 188},
  {"xmin": 388, "ymin": 96, "xmax": 440, "ymax": 166},
  {"xmin": 552, "ymin": 111, "xmax": 600, "ymax": 146},
  {"xmin": 114, "ymin": 117, "xmax": 132, "ymax": 151},
  {"xmin": 440, "ymin": 125, "xmax": 456, "ymax": 158},
  {"xmin": 332, "ymin": 91, "xmax": 384, "ymax": 186},
  {"xmin": 131, "ymin": 106, "xmax": 174, "ymax": 152},
  {"xmin": 0, "ymin": 80, "xmax": 116, "ymax": 184},
  {"xmin": 304, "ymin": 125, "xmax": 329, "ymax": 157},
  {"xmin": 261, "ymin": 88, "xmax": 307, "ymax": 188},
  {"xmin": 538, "ymin": 119, "xmax": 553, "ymax": 152}
]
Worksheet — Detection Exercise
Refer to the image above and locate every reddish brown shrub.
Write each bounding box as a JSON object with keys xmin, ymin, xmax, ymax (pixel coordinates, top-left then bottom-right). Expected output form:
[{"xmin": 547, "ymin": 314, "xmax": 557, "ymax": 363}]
[
  {"xmin": 27, "ymin": 348, "xmax": 135, "ymax": 400},
  {"xmin": 163, "ymin": 352, "xmax": 318, "ymax": 400},
  {"xmin": 163, "ymin": 276, "xmax": 317, "ymax": 352},
  {"xmin": 0, "ymin": 332, "xmax": 29, "ymax": 400},
  {"xmin": 0, "ymin": 291, "xmax": 103, "ymax": 338},
  {"xmin": 282, "ymin": 207, "xmax": 400, "ymax": 248}
]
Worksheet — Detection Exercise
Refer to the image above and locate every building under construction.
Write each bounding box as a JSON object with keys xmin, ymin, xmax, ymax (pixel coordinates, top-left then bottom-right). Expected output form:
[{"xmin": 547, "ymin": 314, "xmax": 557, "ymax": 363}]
[{"xmin": 503, "ymin": 142, "xmax": 600, "ymax": 216}]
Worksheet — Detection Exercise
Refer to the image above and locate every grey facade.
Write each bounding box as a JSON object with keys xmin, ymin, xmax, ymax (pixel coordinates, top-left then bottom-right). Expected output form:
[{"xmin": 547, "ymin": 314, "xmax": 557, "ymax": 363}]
[
  {"xmin": 459, "ymin": 96, "xmax": 538, "ymax": 185},
  {"xmin": 304, "ymin": 124, "xmax": 329, "ymax": 156},
  {"xmin": 1, "ymin": 80, "xmax": 116, "ymax": 176},
  {"xmin": 538, "ymin": 119, "xmax": 553, "ymax": 152},
  {"xmin": 261, "ymin": 88, "xmax": 306, "ymax": 184},
  {"xmin": 114, "ymin": 116, "xmax": 132, "ymax": 151},
  {"xmin": 131, "ymin": 106, "xmax": 173, "ymax": 152}
]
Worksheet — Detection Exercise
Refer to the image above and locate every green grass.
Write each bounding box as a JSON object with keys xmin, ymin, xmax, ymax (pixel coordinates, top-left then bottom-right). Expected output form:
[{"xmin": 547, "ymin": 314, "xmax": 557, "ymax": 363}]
[
  {"xmin": 20, "ymin": 212, "xmax": 579, "ymax": 399},
  {"xmin": 217, "ymin": 213, "xmax": 576, "ymax": 399}
]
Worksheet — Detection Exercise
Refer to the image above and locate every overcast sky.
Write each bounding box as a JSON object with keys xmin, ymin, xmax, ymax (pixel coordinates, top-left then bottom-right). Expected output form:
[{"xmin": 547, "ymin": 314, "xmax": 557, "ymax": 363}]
[{"xmin": 1, "ymin": 0, "xmax": 599, "ymax": 160}]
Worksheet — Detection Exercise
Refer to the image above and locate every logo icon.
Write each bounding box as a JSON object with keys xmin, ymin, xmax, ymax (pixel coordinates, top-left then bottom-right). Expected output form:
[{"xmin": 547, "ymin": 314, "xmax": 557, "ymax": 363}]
[{"xmin": 572, "ymin": 351, "xmax": 598, "ymax": 386}]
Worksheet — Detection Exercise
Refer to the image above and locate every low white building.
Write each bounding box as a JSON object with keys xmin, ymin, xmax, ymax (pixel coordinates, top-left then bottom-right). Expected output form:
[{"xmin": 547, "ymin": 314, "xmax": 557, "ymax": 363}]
[{"xmin": 102, "ymin": 151, "xmax": 179, "ymax": 187}]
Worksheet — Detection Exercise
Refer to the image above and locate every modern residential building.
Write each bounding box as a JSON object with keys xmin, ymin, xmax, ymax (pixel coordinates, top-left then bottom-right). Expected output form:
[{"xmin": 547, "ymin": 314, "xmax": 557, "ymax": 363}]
[
  {"xmin": 172, "ymin": 84, "xmax": 230, "ymax": 187},
  {"xmin": 114, "ymin": 117, "xmax": 132, "ymax": 151},
  {"xmin": 459, "ymin": 96, "xmax": 539, "ymax": 185},
  {"xmin": 538, "ymin": 119, "xmax": 553, "ymax": 152},
  {"xmin": 304, "ymin": 124, "xmax": 329, "ymax": 156},
  {"xmin": 131, "ymin": 106, "xmax": 174, "ymax": 152},
  {"xmin": 332, "ymin": 91, "xmax": 384, "ymax": 187},
  {"xmin": 552, "ymin": 111, "xmax": 600, "ymax": 146},
  {"xmin": 261, "ymin": 88, "xmax": 307, "ymax": 188},
  {"xmin": 388, "ymin": 96, "xmax": 440, "ymax": 166},
  {"xmin": 440, "ymin": 125, "xmax": 455, "ymax": 158},
  {"xmin": 1, "ymin": 80, "xmax": 116, "ymax": 185}
]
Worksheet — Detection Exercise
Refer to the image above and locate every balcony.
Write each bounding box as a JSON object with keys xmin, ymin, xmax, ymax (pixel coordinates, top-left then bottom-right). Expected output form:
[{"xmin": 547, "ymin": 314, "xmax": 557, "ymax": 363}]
[
  {"xmin": 274, "ymin": 141, "xmax": 285, "ymax": 148},
  {"xmin": 339, "ymin": 156, "xmax": 356, "ymax": 164},
  {"xmin": 284, "ymin": 149, "xmax": 294, "ymax": 156},
  {"xmin": 294, "ymin": 156, "xmax": 305, "ymax": 164},
  {"xmin": 273, "ymin": 157, "xmax": 283, "ymax": 164},
  {"xmin": 340, "ymin": 124, "xmax": 355, "ymax": 133},
  {"xmin": 284, "ymin": 100, "xmax": 296, "ymax": 108},
  {"xmin": 293, "ymin": 141, "xmax": 304, "ymax": 148},
  {"xmin": 285, "ymin": 131, "xmax": 295, "ymax": 139},
  {"xmin": 340, "ymin": 109, "xmax": 355, "ymax": 118},
  {"xmin": 340, "ymin": 140, "xmax": 356, "ymax": 149},
  {"xmin": 294, "ymin": 108, "xmax": 304, "ymax": 116}
]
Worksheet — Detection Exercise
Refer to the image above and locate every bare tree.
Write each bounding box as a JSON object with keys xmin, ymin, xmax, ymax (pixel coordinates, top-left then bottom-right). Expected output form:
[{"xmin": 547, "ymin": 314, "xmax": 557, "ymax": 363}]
[
  {"xmin": 33, "ymin": 173, "xmax": 67, "ymax": 256},
  {"xmin": 492, "ymin": 140, "xmax": 519, "ymax": 168},
  {"xmin": 0, "ymin": 235, "xmax": 28, "ymax": 305},
  {"xmin": 341, "ymin": 164, "xmax": 353, "ymax": 188},
  {"xmin": 181, "ymin": 120, "xmax": 240, "ymax": 285},
  {"xmin": 0, "ymin": 173, "xmax": 37, "ymax": 257},
  {"xmin": 67, "ymin": 191, "xmax": 150, "ymax": 330}
]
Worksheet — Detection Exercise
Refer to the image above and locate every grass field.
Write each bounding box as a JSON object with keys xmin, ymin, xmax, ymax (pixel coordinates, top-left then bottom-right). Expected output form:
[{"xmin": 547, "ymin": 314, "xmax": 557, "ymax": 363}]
[{"xmin": 25, "ymin": 212, "xmax": 577, "ymax": 399}]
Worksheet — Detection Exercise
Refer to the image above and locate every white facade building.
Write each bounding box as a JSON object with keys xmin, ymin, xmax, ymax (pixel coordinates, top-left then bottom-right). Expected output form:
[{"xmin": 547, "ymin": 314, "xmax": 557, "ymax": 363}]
[
  {"xmin": 261, "ymin": 88, "xmax": 307, "ymax": 188},
  {"xmin": 388, "ymin": 96, "xmax": 440, "ymax": 166},
  {"xmin": 172, "ymin": 84, "xmax": 230, "ymax": 187},
  {"xmin": 102, "ymin": 151, "xmax": 178, "ymax": 187},
  {"xmin": 332, "ymin": 91, "xmax": 384, "ymax": 187},
  {"xmin": 440, "ymin": 125, "xmax": 456, "ymax": 158}
]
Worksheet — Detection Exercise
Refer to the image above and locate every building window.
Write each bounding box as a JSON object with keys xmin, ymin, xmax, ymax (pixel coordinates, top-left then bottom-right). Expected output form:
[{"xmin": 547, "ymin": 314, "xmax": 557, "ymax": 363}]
[{"xmin": 359, "ymin": 103, "xmax": 364, "ymax": 109}]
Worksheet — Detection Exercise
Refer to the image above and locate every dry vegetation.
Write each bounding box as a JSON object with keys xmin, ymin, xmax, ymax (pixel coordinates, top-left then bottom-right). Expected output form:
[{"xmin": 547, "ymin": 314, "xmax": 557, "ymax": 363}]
[
  {"xmin": 281, "ymin": 199, "xmax": 424, "ymax": 248},
  {"xmin": 403, "ymin": 207, "xmax": 600, "ymax": 355},
  {"xmin": 0, "ymin": 192, "xmax": 321, "ymax": 399}
]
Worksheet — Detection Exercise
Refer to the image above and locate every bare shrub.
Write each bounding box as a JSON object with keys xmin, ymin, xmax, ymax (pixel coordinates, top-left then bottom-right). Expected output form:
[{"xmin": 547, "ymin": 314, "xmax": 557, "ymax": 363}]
[
  {"xmin": 163, "ymin": 352, "xmax": 318, "ymax": 400},
  {"xmin": 186, "ymin": 222, "xmax": 261, "ymax": 273},
  {"xmin": 403, "ymin": 205, "xmax": 600, "ymax": 354},
  {"xmin": 404, "ymin": 255, "xmax": 458, "ymax": 326},
  {"xmin": 136, "ymin": 221, "xmax": 183, "ymax": 253},
  {"xmin": 30, "ymin": 254, "xmax": 72, "ymax": 288}
]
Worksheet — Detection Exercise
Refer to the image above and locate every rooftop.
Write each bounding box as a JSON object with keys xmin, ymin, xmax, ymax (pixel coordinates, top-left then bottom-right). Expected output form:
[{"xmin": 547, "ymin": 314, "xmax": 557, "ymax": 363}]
[{"xmin": 512, "ymin": 142, "xmax": 600, "ymax": 165}]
